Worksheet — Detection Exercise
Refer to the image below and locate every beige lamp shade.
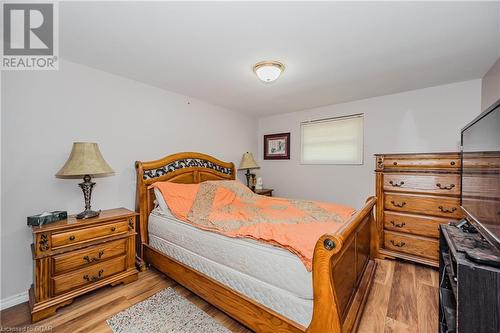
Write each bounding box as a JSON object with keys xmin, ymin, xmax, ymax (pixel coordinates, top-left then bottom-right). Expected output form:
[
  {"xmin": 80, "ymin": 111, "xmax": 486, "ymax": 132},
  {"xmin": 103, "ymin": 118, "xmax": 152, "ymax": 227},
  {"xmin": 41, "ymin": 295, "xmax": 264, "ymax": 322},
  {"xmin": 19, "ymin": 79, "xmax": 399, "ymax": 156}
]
[
  {"xmin": 56, "ymin": 142, "xmax": 114, "ymax": 178},
  {"xmin": 238, "ymin": 152, "xmax": 260, "ymax": 170}
]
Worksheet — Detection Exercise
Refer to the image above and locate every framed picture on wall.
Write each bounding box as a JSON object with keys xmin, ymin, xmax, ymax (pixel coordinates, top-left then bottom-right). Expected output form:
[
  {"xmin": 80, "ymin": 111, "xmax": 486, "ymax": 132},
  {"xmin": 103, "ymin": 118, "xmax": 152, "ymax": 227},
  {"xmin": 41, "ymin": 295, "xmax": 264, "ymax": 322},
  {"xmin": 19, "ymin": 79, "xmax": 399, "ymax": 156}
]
[{"xmin": 264, "ymin": 132, "xmax": 290, "ymax": 160}]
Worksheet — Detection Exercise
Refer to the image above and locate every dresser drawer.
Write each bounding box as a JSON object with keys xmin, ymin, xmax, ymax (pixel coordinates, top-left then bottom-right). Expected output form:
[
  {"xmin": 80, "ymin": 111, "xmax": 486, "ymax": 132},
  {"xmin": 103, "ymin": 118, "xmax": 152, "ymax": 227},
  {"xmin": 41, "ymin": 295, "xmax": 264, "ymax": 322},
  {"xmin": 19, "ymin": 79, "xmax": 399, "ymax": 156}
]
[
  {"xmin": 52, "ymin": 255, "xmax": 126, "ymax": 295},
  {"xmin": 384, "ymin": 231, "xmax": 438, "ymax": 260},
  {"xmin": 52, "ymin": 239, "xmax": 127, "ymax": 275},
  {"xmin": 384, "ymin": 193, "xmax": 462, "ymax": 219},
  {"xmin": 51, "ymin": 220, "xmax": 129, "ymax": 249},
  {"xmin": 384, "ymin": 211, "xmax": 455, "ymax": 238},
  {"xmin": 383, "ymin": 173, "xmax": 460, "ymax": 196},
  {"xmin": 383, "ymin": 156, "xmax": 460, "ymax": 169}
]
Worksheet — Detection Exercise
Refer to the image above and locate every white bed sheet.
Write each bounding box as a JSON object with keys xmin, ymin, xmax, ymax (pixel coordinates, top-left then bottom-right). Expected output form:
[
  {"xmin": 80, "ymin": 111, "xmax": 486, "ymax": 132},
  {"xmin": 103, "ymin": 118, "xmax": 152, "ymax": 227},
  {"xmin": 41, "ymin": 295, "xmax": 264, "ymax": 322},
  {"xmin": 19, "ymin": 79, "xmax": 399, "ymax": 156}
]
[{"xmin": 148, "ymin": 210, "xmax": 314, "ymax": 326}]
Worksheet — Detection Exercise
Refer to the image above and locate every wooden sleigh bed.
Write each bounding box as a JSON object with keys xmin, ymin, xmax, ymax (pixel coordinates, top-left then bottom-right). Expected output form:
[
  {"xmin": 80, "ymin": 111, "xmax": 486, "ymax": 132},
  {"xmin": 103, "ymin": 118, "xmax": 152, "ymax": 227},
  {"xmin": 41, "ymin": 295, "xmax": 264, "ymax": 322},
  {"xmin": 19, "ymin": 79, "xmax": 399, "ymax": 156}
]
[{"xmin": 135, "ymin": 152, "xmax": 377, "ymax": 333}]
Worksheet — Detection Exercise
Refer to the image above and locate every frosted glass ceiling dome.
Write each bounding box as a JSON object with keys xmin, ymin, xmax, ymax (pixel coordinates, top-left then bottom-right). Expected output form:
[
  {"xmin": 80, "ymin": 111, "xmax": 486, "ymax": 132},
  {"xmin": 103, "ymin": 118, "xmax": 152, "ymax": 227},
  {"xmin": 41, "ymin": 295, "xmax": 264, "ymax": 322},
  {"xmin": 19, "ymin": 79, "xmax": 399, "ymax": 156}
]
[{"xmin": 253, "ymin": 61, "xmax": 285, "ymax": 83}]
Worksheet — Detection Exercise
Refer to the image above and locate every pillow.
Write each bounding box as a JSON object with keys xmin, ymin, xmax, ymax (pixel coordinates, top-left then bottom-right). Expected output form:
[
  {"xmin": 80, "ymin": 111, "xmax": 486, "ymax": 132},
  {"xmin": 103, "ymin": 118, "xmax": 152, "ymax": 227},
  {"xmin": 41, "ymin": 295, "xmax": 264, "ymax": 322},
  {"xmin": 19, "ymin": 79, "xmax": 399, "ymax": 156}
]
[
  {"xmin": 149, "ymin": 182, "xmax": 200, "ymax": 220},
  {"xmin": 153, "ymin": 188, "xmax": 175, "ymax": 218}
]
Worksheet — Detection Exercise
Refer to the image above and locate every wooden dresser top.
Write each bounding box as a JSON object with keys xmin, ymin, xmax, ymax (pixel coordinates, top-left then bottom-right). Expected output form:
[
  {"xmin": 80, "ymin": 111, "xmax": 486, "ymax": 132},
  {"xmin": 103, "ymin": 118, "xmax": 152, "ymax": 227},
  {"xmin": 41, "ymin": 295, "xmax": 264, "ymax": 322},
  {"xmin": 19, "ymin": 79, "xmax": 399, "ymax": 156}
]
[
  {"xmin": 31, "ymin": 208, "xmax": 137, "ymax": 234},
  {"xmin": 373, "ymin": 152, "xmax": 460, "ymax": 157},
  {"xmin": 374, "ymin": 152, "xmax": 461, "ymax": 173}
]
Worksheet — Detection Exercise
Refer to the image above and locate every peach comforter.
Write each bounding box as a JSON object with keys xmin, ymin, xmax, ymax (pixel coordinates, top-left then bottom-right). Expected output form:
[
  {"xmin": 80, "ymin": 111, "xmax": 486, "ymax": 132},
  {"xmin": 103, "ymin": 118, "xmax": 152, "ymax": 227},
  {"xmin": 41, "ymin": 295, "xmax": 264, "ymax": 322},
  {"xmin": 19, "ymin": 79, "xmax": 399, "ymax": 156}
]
[{"xmin": 151, "ymin": 180, "xmax": 355, "ymax": 271}]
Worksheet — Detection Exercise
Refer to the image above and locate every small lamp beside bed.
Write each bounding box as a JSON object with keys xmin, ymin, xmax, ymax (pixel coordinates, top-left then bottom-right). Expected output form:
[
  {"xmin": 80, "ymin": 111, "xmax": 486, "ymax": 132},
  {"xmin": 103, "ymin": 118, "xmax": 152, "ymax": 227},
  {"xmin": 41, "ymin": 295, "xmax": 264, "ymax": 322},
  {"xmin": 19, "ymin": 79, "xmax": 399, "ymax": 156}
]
[
  {"xmin": 56, "ymin": 142, "xmax": 114, "ymax": 219},
  {"xmin": 238, "ymin": 152, "xmax": 260, "ymax": 189}
]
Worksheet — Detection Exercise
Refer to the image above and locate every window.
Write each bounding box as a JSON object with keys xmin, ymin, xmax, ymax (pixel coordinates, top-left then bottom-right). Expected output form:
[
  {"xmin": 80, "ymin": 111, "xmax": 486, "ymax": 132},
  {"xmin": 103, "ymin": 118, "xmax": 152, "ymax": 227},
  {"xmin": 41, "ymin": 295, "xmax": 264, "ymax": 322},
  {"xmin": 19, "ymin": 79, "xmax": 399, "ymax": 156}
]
[{"xmin": 301, "ymin": 114, "xmax": 363, "ymax": 164}]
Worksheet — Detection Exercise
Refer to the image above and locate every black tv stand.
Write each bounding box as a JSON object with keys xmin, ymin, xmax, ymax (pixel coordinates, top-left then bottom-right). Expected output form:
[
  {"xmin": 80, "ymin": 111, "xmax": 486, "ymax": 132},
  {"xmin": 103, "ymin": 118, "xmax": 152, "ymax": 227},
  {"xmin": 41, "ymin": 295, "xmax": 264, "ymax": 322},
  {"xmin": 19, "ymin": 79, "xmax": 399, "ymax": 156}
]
[
  {"xmin": 439, "ymin": 223, "xmax": 500, "ymax": 333},
  {"xmin": 448, "ymin": 221, "xmax": 497, "ymax": 254}
]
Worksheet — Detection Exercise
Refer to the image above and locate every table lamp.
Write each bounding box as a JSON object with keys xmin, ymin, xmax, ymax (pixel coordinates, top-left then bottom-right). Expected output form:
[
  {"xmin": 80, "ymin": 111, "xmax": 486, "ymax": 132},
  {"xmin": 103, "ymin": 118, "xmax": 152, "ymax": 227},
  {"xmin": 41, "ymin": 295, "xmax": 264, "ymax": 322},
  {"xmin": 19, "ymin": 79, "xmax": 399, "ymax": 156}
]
[
  {"xmin": 238, "ymin": 152, "xmax": 260, "ymax": 188},
  {"xmin": 56, "ymin": 142, "xmax": 114, "ymax": 219}
]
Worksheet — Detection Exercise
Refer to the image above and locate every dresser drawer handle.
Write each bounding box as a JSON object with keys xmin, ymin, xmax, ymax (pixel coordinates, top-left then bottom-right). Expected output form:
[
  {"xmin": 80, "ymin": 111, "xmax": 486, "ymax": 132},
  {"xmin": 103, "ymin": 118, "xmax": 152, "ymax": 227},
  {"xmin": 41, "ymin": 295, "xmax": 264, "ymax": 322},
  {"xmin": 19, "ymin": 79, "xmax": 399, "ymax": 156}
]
[
  {"xmin": 83, "ymin": 269, "xmax": 104, "ymax": 282},
  {"xmin": 393, "ymin": 161, "xmax": 398, "ymax": 166},
  {"xmin": 436, "ymin": 183, "xmax": 455, "ymax": 190},
  {"xmin": 390, "ymin": 200, "xmax": 406, "ymax": 208},
  {"xmin": 69, "ymin": 235, "xmax": 76, "ymax": 241},
  {"xmin": 110, "ymin": 227, "xmax": 116, "ymax": 232},
  {"xmin": 83, "ymin": 250, "xmax": 104, "ymax": 263},
  {"xmin": 450, "ymin": 161, "xmax": 456, "ymax": 166},
  {"xmin": 389, "ymin": 180, "xmax": 404, "ymax": 187},
  {"xmin": 390, "ymin": 240, "xmax": 406, "ymax": 247},
  {"xmin": 390, "ymin": 221, "xmax": 406, "ymax": 228},
  {"xmin": 438, "ymin": 206, "xmax": 457, "ymax": 214}
]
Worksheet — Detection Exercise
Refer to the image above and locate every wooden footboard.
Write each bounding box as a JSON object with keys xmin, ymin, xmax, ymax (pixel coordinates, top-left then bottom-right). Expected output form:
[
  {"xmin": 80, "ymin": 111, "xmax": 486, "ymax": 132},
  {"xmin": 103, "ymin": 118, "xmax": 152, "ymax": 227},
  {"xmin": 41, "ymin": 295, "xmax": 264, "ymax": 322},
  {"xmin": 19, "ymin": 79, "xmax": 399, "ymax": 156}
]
[
  {"xmin": 307, "ymin": 196, "xmax": 377, "ymax": 333},
  {"xmin": 135, "ymin": 152, "xmax": 377, "ymax": 333}
]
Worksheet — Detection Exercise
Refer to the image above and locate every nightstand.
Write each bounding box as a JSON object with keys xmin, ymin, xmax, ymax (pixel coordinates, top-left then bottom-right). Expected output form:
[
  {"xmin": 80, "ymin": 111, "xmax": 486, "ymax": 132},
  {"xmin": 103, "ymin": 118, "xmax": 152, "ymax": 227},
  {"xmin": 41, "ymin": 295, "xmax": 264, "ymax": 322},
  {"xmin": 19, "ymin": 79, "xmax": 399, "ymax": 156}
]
[
  {"xmin": 29, "ymin": 208, "xmax": 139, "ymax": 322},
  {"xmin": 254, "ymin": 188, "xmax": 274, "ymax": 197}
]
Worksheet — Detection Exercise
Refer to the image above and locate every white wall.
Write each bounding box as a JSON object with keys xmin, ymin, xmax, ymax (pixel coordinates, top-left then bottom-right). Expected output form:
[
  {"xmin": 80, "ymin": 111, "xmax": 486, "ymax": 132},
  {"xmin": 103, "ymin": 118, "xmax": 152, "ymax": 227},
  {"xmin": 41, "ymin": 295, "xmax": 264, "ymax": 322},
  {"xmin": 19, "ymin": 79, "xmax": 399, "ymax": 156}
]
[
  {"xmin": 1, "ymin": 60, "xmax": 257, "ymax": 302},
  {"xmin": 257, "ymin": 80, "xmax": 481, "ymax": 208}
]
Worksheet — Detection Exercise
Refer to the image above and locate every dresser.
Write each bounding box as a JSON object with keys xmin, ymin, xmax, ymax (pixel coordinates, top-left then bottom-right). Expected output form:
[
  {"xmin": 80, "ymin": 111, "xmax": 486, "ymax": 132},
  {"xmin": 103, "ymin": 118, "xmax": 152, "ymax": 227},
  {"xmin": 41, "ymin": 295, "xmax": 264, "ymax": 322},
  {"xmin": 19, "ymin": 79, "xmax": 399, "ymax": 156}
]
[
  {"xmin": 375, "ymin": 153, "xmax": 463, "ymax": 267},
  {"xmin": 29, "ymin": 208, "xmax": 139, "ymax": 322}
]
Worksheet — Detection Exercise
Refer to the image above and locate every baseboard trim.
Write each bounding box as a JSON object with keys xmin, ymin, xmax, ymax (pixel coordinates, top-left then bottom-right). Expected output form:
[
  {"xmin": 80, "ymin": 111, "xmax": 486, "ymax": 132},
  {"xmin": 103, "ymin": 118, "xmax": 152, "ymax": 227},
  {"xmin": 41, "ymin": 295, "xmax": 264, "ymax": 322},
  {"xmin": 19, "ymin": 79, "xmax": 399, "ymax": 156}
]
[{"xmin": 0, "ymin": 291, "xmax": 29, "ymax": 311}]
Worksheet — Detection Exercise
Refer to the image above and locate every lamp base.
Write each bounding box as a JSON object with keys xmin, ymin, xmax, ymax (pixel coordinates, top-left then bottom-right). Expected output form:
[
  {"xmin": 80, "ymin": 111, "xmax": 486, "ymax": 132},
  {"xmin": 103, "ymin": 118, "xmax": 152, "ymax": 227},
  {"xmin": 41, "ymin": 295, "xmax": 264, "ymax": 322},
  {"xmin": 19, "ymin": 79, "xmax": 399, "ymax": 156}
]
[
  {"xmin": 76, "ymin": 209, "xmax": 101, "ymax": 219},
  {"xmin": 76, "ymin": 174, "xmax": 100, "ymax": 220},
  {"xmin": 245, "ymin": 169, "xmax": 251, "ymax": 187}
]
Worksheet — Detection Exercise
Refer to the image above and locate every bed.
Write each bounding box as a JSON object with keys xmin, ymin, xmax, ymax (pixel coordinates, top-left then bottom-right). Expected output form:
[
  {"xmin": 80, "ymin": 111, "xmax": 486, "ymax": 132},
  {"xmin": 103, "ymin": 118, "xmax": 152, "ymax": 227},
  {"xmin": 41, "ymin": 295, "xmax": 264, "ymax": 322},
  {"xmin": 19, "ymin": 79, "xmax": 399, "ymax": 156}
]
[{"xmin": 135, "ymin": 152, "xmax": 377, "ymax": 333}]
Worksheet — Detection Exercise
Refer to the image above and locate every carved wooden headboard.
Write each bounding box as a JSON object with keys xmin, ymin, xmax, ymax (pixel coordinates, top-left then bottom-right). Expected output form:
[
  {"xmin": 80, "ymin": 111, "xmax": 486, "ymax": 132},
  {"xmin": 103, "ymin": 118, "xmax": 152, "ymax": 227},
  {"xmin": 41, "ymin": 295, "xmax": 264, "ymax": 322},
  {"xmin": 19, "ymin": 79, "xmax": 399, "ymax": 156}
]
[{"xmin": 135, "ymin": 152, "xmax": 235, "ymax": 260}]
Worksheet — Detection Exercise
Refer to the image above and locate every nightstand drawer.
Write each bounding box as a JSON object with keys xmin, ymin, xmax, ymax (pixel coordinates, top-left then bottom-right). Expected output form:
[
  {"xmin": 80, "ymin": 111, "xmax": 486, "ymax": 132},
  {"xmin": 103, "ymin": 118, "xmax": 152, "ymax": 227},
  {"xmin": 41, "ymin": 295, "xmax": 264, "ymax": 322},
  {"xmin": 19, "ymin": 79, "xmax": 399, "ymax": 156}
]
[
  {"xmin": 384, "ymin": 193, "xmax": 462, "ymax": 218},
  {"xmin": 52, "ymin": 255, "xmax": 126, "ymax": 295},
  {"xmin": 384, "ymin": 231, "xmax": 438, "ymax": 260},
  {"xmin": 51, "ymin": 220, "xmax": 129, "ymax": 249},
  {"xmin": 383, "ymin": 211, "xmax": 455, "ymax": 238},
  {"xmin": 53, "ymin": 239, "xmax": 127, "ymax": 275},
  {"xmin": 383, "ymin": 173, "xmax": 460, "ymax": 196}
]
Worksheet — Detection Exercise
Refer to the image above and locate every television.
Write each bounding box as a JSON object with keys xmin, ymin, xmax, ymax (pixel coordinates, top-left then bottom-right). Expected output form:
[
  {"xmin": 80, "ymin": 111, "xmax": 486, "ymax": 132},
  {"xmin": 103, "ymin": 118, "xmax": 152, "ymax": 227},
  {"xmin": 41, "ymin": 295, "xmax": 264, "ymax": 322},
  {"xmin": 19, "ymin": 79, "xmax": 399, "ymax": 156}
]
[{"xmin": 461, "ymin": 98, "xmax": 500, "ymax": 249}]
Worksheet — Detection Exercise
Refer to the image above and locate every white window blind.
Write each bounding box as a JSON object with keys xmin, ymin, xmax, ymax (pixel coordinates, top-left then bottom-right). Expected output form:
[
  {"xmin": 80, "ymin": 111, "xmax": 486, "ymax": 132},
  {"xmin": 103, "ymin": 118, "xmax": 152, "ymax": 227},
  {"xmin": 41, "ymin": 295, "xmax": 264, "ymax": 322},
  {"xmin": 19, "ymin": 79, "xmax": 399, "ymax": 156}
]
[{"xmin": 301, "ymin": 114, "xmax": 364, "ymax": 164}]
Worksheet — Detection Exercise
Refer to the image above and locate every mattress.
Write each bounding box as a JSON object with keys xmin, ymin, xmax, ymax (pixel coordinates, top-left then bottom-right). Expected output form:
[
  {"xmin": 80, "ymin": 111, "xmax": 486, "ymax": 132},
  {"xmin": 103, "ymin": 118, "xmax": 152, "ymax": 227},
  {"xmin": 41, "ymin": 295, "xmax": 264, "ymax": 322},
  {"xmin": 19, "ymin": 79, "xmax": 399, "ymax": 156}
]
[{"xmin": 148, "ymin": 210, "xmax": 313, "ymax": 327}]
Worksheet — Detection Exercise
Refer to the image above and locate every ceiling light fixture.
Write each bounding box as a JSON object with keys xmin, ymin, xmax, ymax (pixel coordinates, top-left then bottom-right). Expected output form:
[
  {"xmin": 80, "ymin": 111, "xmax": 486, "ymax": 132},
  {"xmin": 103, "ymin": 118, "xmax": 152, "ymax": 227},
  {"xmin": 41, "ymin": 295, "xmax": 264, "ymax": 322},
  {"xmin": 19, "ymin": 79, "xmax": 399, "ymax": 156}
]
[{"xmin": 253, "ymin": 61, "xmax": 285, "ymax": 83}]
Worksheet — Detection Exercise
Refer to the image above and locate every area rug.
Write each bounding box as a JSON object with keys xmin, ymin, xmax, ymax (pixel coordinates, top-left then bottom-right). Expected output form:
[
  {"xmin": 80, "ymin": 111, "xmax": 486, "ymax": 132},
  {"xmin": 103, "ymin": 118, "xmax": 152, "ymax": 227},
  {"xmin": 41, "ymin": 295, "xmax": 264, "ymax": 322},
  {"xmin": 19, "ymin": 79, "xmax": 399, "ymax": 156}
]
[{"xmin": 107, "ymin": 288, "xmax": 231, "ymax": 333}]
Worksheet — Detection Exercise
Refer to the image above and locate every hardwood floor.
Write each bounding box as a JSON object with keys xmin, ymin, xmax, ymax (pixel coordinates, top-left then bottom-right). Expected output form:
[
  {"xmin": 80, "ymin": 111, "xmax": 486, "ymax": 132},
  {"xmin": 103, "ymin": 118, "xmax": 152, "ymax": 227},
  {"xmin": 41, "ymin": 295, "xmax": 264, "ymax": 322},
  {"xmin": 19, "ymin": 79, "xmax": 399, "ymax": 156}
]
[
  {"xmin": 357, "ymin": 260, "xmax": 439, "ymax": 333},
  {"xmin": 0, "ymin": 259, "xmax": 438, "ymax": 333}
]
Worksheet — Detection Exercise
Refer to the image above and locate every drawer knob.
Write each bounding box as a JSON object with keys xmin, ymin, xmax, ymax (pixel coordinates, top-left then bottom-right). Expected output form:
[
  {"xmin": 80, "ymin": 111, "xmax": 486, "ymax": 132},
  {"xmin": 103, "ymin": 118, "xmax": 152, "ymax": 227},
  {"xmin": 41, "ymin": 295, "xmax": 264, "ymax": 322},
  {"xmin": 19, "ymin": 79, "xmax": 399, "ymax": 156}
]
[
  {"xmin": 390, "ymin": 240, "xmax": 406, "ymax": 247},
  {"xmin": 438, "ymin": 206, "xmax": 457, "ymax": 214},
  {"xmin": 436, "ymin": 183, "xmax": 455, "ymax": 190},
  {"xmin": 393, "ymin": 161, "xmax": 398, "ymax": 166},
  {"xmin": 83, "ymin": 250, "xmax": 104, "ymax": 263},
  {"xmin": 390, "ymin": 221, "xmax": 406, "ymax": 228},
  {"xmin": 83, "ymin": 269, "xmax": 104, "ymax": 282},
  {"xmin": 389, "ymin": 180, "xmax": 404, "ymax": 187},
  {"xmin": 390, "ymin": 200, "xmax": 406, "ymax": 208},
  {"xmin": 450, "ymin": 161, "xmax": 456, "ymax": 166},
  {"xmin": 69, "ymin": 235, "xmax": 76, "ymax": 241},
  {"xmin": 111, "ymin": 227, "xmax": 116, "ymax": 232}
]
